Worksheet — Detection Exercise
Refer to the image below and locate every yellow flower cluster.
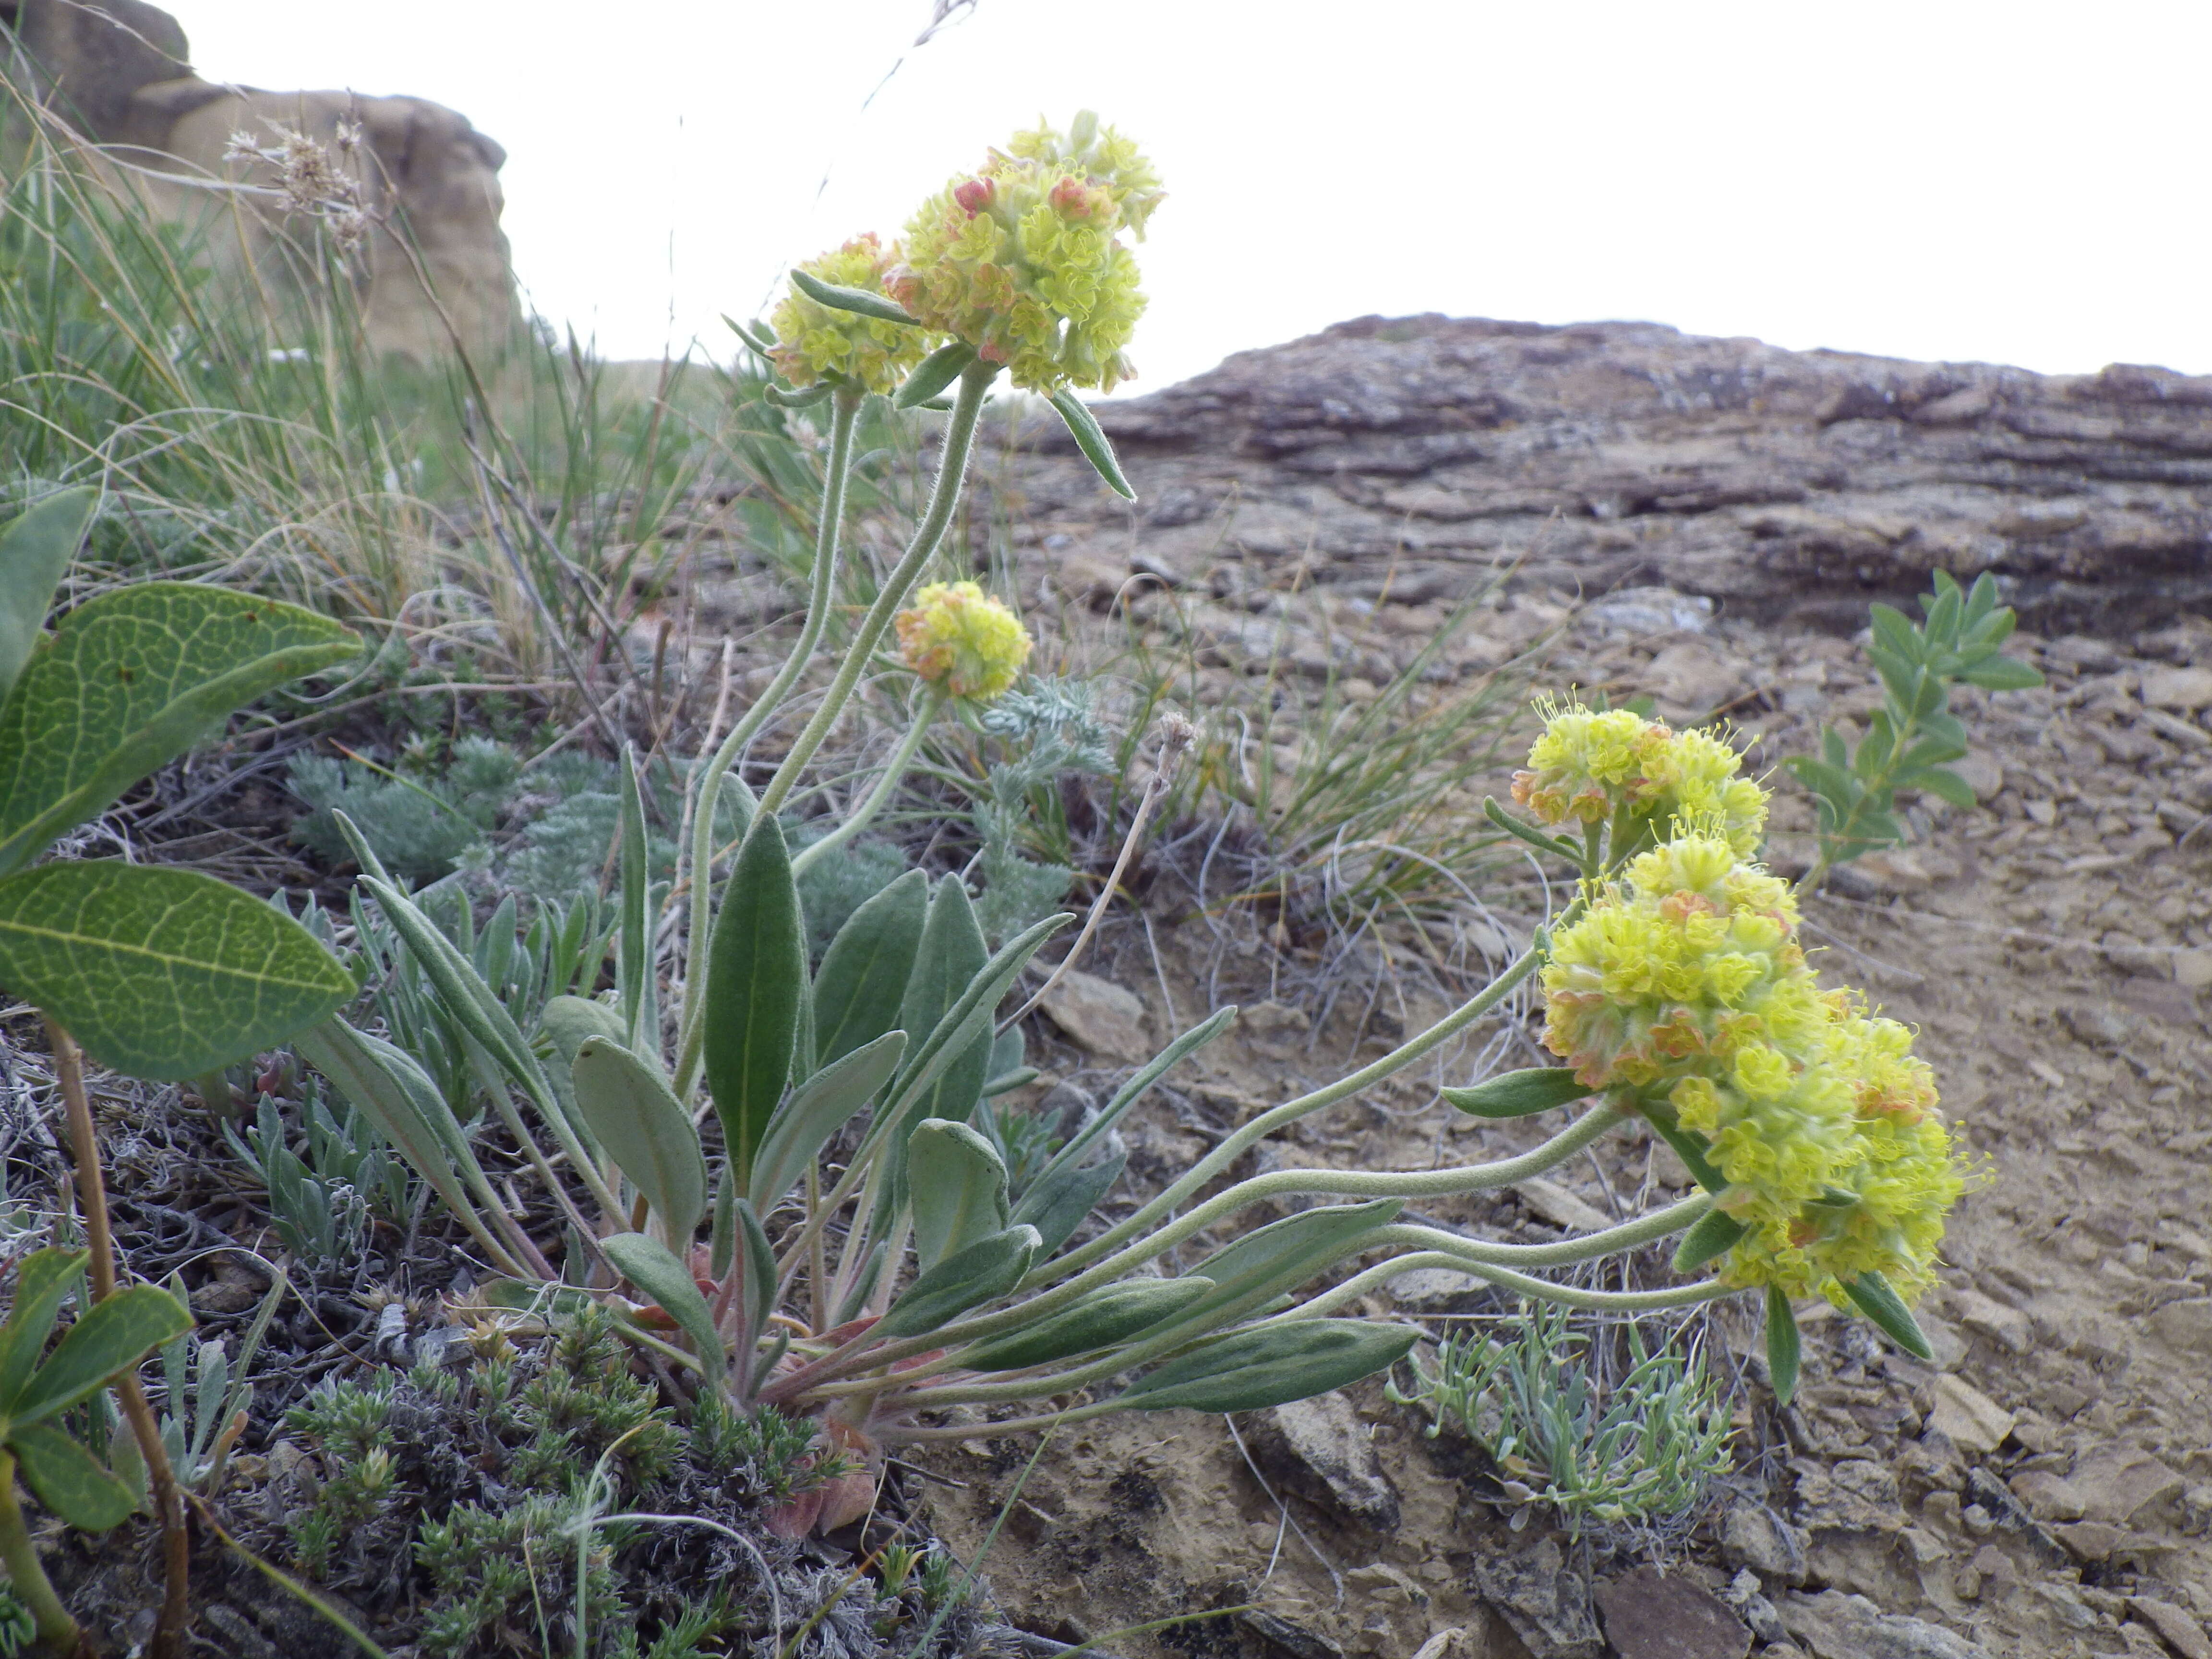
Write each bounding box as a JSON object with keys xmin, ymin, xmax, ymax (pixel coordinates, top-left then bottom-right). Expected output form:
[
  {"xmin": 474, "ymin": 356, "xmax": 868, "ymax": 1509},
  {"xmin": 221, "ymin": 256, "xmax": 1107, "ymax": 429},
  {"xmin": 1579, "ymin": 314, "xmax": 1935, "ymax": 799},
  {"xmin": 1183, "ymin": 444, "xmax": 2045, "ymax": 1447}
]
[
  {"xmin": 889, "ymin": 112, "xmax": 1161, "ymax": 393},
  {"xmin": 1511, "ymin": 704, "xmax": 1767, "ymax": 857},
  {"xmin": 1534, "ymin": 733, "xmax": 1966, "ymax": 1305},
  {"xmin": 894, "ymin": 582, "xmax": 1032, "ymax": 700},
  {"xmin": 769, "ymin": 235, "xmax": 932, "ymax": 395}
]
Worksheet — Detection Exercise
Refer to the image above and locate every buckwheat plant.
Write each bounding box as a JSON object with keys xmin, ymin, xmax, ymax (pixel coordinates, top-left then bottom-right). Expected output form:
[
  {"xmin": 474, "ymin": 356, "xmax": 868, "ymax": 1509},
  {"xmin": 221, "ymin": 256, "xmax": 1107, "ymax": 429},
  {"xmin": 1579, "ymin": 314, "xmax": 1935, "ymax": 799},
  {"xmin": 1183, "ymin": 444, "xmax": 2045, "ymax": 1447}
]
[{"xmin": 297, "ymin": 116, "xmax": 1965, "ymax": 1541}]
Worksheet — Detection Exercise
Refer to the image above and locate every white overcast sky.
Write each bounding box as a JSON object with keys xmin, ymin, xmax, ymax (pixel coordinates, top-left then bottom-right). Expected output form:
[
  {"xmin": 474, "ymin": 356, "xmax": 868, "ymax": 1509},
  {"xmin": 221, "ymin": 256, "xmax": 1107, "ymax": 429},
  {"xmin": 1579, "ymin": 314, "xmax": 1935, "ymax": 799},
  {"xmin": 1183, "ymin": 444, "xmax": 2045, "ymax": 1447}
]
[{"xmin": 175, "ymin": 1, "xmax": 2212, "ymax": 393}]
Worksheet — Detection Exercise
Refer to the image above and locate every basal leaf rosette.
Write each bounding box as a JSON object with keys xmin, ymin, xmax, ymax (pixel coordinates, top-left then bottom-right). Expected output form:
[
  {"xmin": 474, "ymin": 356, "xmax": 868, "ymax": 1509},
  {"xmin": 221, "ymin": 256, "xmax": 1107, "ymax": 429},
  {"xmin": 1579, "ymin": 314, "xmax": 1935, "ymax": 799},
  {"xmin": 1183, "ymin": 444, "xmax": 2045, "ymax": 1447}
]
[
  {"xmin": 889, "ymin": 111, "xmax": 1161, "ymax": 393},
  {"xmin": 1512, "ymin": 703, "xmax": 1767, "ymax": 857},
  {"xmin": 895, "ymin": 581, "xmax": 1032, "ymax": 700},
  {"xmin": 770, "ymin": 234, "xmax": 933, "ymax": 394}
]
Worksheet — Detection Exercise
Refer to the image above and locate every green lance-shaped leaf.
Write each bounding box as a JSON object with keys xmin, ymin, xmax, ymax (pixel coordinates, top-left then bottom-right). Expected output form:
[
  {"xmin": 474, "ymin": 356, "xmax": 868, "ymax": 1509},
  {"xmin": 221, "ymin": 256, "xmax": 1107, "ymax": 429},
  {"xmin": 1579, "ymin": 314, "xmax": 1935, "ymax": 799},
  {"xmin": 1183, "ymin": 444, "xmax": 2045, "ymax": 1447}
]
[
  {"xmin": 1765, "ymin": 1285, "xmax": 1802, "ymax": 1406},
  {"xmin": 896, "ymin": 342, "xmax": 978, "ymax": 410},
  {"xmin": 875, "ymin": 1225, "xmax": 1040, "ymax": 1340},
  {"xmin": 1048, "ymin": 387, "xmax": 1136, "ymax": 501},
  {"xmin": 0, "ymin": 862, "xmax": 353, "ymax": 1080},
  {"xmin": 1033, "ymin": 1006, "xmax": 1237, "ymax": 1189},
  {"xmin": 616, "ymin": 749, "xmax": 658, "ymax": 1056},
  {"xmin": 734, "ymin": 1198, "xmax": 777, "ymax": 1340},
  {"xmin": 812, "ymin": 869, "xmax": 927, "ymax": 1069},
  {"xmin": 1671, "ymin": 1205, "xmax": 1747, "ymax": 1273},
  {"xmin": 573, "ymin": 1038, "xmax": 709, "ymax": 1244},
  {"xmin": 896, "ymin": 878, "xmax": 991, "ymax": 1123},
  {"xmin": 0, "ymin": 584, "xmax": 356, "ymax": 876},
  {"xmin": 0, "ymin": 488, "xmax": 96, "ymax": 707},
  {"xmin": 0, "ymin": 1249, "xmax": 90, "ymax": 1411},
  {"xmin": 703, "ymin": 815, "xmax": 806, "ymax": 1192},
  {"xmin": 1010, "ymin": 1146, "xmax": 1127, "ymax": 1258},
  {"xmin": 907, "ymin": 1118, "xmax": 1010, "ymax": 1271},
  {"xmin": 1167, "ymin": 1199, "xmax": 1404, "ymax": 1334},
  {"xmin": 788, "ymin": 266, "xmax": 923, "ymax": 326},
  {"xmin": 9, "ymin": 1285, "xmax": 192, "ymax": 1431},
  {"xmin": 1443, "ymin": 1067, "xmax": 1595, "ymax": 1119},
  {"xmin": 752, "ymin": 1029, "xmax": 904, "ymax": 1215},
  {"xmin": 959, "ymin": 1277, "xmax": 1216, "ymax": 1373},
  {"xmin": 539, "ymin": 994, "xmax": 628, "ymax": 1123},
  {"xmin": 600, "ymin": 1232, "xmax": 724, "ymax": 1384},
  {"xmin": 1114, "ymin": 1319, "xmax": 1421, "ymax": 1415},
  {"xmin": 1842, "ymin": 1271, "xmax": 1935, "ymax": 1361},
  {"xmin": 8, "ymin": 1421, "xmax": 139, "ymax": 1531},
  {"xmin": 1643, "ymin": 1106, "xmax": 1729, "ymax": 1196}
]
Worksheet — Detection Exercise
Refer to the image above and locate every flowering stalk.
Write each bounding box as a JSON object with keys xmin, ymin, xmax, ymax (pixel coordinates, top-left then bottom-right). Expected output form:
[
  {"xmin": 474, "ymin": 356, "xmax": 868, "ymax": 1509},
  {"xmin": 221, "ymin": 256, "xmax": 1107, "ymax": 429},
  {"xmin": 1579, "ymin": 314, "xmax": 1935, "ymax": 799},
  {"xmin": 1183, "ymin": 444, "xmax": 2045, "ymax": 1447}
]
[{"xmin": 788, "ymin": 691, "xmax": 944, "ymax": 880}]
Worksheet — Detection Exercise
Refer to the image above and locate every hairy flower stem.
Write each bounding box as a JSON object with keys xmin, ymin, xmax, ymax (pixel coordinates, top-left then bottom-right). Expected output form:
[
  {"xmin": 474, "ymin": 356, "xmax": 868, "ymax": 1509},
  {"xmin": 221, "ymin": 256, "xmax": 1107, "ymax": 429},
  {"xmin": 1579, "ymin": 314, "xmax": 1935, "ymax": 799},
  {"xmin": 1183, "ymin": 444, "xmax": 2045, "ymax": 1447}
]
[
  {"xmin": 674, "ymin": 389, "xmax": 861, "ymax": 1091},
  {"xmin": 0, "ymin": 1449, "xmax": 80, "ymax": 1653},
  {"xmin": 755, "ymin": 362, "xmax": 997, "ymax": 821},
  {"xmin": 48, "ymin": 1021, "xmax": 189, "ymax": 1659},
  {"xmin": 788, "ymin": 689, "xmax": 944, "ymax": 880}
]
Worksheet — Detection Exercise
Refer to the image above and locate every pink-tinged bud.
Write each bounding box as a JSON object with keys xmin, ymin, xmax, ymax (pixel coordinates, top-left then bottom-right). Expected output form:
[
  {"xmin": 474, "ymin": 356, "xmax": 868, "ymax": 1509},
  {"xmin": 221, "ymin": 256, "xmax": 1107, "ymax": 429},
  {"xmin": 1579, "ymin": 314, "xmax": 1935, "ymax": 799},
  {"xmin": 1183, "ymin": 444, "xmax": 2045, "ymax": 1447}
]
[
  {"xmin": 953, "ymin": 177, "xmax": 994, "ymax": 216},
  {"xmin": 1049, "ymin": 174, "xmax": 1095, "ymax": 217}
]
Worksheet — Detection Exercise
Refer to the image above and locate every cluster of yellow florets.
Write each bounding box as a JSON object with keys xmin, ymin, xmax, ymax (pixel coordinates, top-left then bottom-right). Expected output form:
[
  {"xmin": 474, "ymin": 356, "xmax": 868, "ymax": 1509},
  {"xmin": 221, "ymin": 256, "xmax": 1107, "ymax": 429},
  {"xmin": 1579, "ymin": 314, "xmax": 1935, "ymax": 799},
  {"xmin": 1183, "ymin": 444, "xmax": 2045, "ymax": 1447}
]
[
  {"xmin": 769, "ymin": 234, "xmax": 932, "ymax": 395},
  {"xmin": 894, "ymin": 581, "xmax": 1032, "ymax": 699},
  {"xmin": 888, "ymin": 112, "xmax": 1161, "ymax": 393},
  {"xmin": 1511, "ymin": 703, "xmax": 1767, "ymax": 857},
  {"xmin": 1527, "ymin": 709, "xmax": 1965, "ymax": 1307}
]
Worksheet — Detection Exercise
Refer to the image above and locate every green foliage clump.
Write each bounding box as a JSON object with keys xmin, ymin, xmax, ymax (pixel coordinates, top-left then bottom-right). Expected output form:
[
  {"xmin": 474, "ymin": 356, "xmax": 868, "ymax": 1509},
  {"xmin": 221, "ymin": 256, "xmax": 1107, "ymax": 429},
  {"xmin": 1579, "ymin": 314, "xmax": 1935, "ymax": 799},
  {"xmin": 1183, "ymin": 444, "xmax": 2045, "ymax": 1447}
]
[
  {"xmin": 288, "ymin": 735, "xmax": 521, "ymax": 883},
  {"xmin": 1389, "ymin": 1305, "xmax": 1733, "ymax": 1541}
]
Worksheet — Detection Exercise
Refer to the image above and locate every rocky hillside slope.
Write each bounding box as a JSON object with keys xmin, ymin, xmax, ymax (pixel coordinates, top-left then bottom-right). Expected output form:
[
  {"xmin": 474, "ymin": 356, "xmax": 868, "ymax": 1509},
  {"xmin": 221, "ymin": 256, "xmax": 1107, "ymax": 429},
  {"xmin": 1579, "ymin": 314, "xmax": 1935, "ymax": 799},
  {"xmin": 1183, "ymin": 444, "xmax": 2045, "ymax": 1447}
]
[{"xmin": 990, "ymin": 314, "xmax": 2212, "ymax": 634}]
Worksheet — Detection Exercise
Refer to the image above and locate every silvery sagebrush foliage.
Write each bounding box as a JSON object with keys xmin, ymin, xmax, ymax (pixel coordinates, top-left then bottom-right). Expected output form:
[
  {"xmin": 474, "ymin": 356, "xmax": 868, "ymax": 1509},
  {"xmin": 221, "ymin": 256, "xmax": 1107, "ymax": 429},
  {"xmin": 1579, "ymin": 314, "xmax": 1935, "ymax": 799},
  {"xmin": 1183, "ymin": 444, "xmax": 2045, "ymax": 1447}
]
[{"xmin": 283, "ymin": 114, "xmax": 2007, "ymax": 1550}]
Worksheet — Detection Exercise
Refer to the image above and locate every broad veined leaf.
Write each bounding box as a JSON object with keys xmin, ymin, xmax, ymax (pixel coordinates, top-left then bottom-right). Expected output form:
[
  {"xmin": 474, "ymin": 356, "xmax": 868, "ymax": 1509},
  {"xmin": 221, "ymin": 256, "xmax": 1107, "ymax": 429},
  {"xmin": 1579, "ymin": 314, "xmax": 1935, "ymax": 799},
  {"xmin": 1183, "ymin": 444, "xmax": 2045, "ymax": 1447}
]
[
  {"xmin": 1442, "ymin": 1067, "xmax": 1595, "ymax": 1119},
  {"xmin": 1113, "ymin": 1319, "xmax": 1419, "ymax": 1414},
  {"xmin": 703, "ymin": 814, "xmax": 805, "ymax": 1190},
  {"xmin": 959, "ymin": 1276, "xmax": 1215, "ymax": 1373},
  {"xmin": 600, "ymin": 1232, "xmax": 724, "ymax": 1382},
  {"xmin": 0, "ymin": 488, "xmax": 96, "ymax": 706},
  {"xmin": 0, "ymin": 584, "xmax": 356, "ymax": 875},
  {"xmin": 0, "ymin": 1247, "xmax": 90, "ymax": 1411},
  {"xmin": 1766, "ymin": 1285, "xmax": 1803, "ymax": 1405},
  {"xmin": 875, "ymin": 1225, "xmax": 1039, "ymax": 1340},
  {"xmin": 750, "ymin": 1029, "xmax": 905, "ymax": 1215},
  {"xmin": 1049, "ymin": 387, "xmax": 1136, "ymax": 500},
  {"xmin": 0, "ymin": 862, "xmax": 353, "ymax": 1079},
  {"xmin": 1010, "ymin": 1146, "xmax": 1126, "ymax": 1258},
  {"xmin": 10, "ymin": 1285, "xmax": 191, "ymax": 1430},
  {"xmin": 1842, "ymin": 1271, "xmax": 1934, "ymax": 1360},
  {"xmin": 812, "ymin": 869, "xmax": 927, "ymax": 1069},
  {"xmin": 573, "ymin": 1037, "xmax": 708, "ymax": 1244},
  {"xmin": 8, "ymin": 1420, "xmax": 139, "ymax": 1531},
  {"xmin": 907, "ymin": 1118, "xmax": 1010, "ymax": 1270},
  {"xmin": 1164, "ymin": 1200, "xmax": 1403, "ymax": 1334},
  {"xmin": 1671, "ymin": 1205, "xmax": 1746, "ymax": 1273}
]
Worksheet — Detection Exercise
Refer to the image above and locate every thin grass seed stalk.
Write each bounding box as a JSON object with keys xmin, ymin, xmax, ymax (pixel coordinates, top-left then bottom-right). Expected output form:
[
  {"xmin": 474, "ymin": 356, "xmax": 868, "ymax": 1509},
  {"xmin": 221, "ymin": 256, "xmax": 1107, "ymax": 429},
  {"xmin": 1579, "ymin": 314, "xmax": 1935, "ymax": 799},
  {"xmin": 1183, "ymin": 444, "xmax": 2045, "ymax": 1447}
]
[{"xmin": 280, "ymin": 120, "xmax": 1988, "ymax": 1570}]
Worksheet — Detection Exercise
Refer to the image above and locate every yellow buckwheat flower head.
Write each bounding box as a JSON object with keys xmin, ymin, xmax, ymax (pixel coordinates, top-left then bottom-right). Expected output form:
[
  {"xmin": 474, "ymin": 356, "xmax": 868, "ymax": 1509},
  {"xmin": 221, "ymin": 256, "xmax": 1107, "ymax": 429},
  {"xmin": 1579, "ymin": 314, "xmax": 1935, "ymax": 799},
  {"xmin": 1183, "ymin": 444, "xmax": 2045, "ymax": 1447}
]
[
  {"xmin": 1512, "ymin": 703, "xmax": 1767, "ymax": 856},
  {"xmin": 889, "ymin": 112, "xmax": 1161, "ymax": 393},
  {"xmin": 769, "ymin": 235, "xmax": 932, "ymax": 395},
  {"xmin": 895, "ymin": 582, "xmax": 1032, "ymax": 699}
]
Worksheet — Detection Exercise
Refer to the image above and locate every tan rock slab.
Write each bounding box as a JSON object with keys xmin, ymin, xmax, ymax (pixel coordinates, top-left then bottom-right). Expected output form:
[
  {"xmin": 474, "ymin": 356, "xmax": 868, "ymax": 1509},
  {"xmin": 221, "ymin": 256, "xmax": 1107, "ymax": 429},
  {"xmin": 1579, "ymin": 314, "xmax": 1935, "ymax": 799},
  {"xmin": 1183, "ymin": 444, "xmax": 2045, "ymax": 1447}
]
[
  {"xmin": 2149, "ymin": 1296, "xmax": 2212, "ymax": 1356},
  {"xmin": 1926, "ymin": 1375, "xmax": 2014, "ymax": 1454},
  {"xmin": 2130, "ymin": 1599, "xmax": 2212, "ymax": 1659},
  {"xmin": 1037, "ymin": 970, "xmax": 1151, "ymax": 1062},
  {"xmin": 2141, "ymin": 665, "xmax": 2212, "ymax": 711},
  {"xmin": 2070, "ymin": 1444, "xmax": 2186, "ymax": 1527},
  {"xmin": 2008, "ymin": 1469, "xmax": 2088, "ymax": 1523}
]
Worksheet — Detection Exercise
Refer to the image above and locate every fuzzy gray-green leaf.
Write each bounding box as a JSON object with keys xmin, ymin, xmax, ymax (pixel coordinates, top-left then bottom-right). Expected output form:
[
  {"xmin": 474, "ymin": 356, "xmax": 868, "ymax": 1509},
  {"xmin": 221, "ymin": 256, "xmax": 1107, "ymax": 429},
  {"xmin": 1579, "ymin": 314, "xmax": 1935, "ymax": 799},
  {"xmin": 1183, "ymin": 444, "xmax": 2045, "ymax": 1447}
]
[
  {"xmin": 8, "ymin": 1420, "xmax": 139, "ymax": 1530},
  {"xmin": 0, "ymin": 584, "xmax": 355, "ymax": 876},
  {"xmin": 0, "ymin": 862, "xmax": 353, "ymax": 1080},
  {"xmin": 750, "ymin": 1029, "xmax": 904, "ymax": 1215},
  {"xmin": 601, "ymin": 1232, "xmax": 724, "ymax": 1383},
  {"xmin": 813, "ymin": 869, "xmax": 927, "ymax": 1069},
  {"xmin": 0, "ymin": 488, "xmax": 96, "ymax": 707},
  {"xmin": 959, "ymin": 1276, "xmax": 1214, "ymax": 1373},
  {"xmin": 1049, "ymin": 388, "xmax": 1136, "ymax": 500},
  {"xmin": 573, "ymin": 1038, "xmax": 708, "ymax": 1245},
  {"xmin": 1442, "ymin": 1067, "xmax": 1594, "ymax": 1119},
  {"xmin": 10, "ymin": 1285, "xmax": 192, "ymax": 1430},
  {"xmin": 704, "ymin": 815, "xmax": 806, "ymax": 1190},
  {"xmin": 907, "ymin": 1118, "xmax": 1010, "ymax": 1270},
  {"xmin": 1115, "ymin": 1319, "xmax": 1418, "ymax": 1414},
  {"xmin": 0, "ymin": 1248, "xmax": 89, "ymax": 1412},
  {"xmin": 875, "ymin": 1225, "xmax": 1039, "ymax": 1339}
]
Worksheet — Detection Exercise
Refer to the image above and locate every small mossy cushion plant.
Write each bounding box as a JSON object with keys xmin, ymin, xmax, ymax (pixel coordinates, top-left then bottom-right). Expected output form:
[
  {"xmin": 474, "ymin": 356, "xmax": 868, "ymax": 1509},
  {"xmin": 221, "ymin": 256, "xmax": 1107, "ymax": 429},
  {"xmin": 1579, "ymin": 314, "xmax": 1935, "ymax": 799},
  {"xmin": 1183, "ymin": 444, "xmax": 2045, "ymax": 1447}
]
[
  {"xmin": 289, "ymin": 114, "xmax": 1990, "ymax": 1559},
  {"xmin": 0, "ymin": 491, "xmax": 359, "ymax": 1654}
]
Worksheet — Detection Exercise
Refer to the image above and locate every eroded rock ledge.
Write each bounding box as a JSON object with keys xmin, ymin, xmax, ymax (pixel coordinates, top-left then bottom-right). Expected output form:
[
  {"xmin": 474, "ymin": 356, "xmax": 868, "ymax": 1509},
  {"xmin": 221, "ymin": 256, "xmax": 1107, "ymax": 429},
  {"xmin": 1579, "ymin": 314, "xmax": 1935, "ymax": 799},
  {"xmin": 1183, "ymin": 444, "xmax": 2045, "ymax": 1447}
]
[{"xmin": 992, "ymin": 314, "xmax": 2212, "ymax": 634}]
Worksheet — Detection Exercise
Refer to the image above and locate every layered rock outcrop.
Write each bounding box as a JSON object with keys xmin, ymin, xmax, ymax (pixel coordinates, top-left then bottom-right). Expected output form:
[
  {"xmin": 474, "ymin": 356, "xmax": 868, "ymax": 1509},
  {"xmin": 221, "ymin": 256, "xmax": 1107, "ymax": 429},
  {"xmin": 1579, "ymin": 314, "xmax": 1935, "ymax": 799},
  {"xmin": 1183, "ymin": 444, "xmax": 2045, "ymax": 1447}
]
[
  {"xmin": 997, "ymin": 315, "xmax": 2212, "ymax": 634},
  {"xmin": 2, "ymin": 0, "xmax": 515, "ymax": 358}
]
